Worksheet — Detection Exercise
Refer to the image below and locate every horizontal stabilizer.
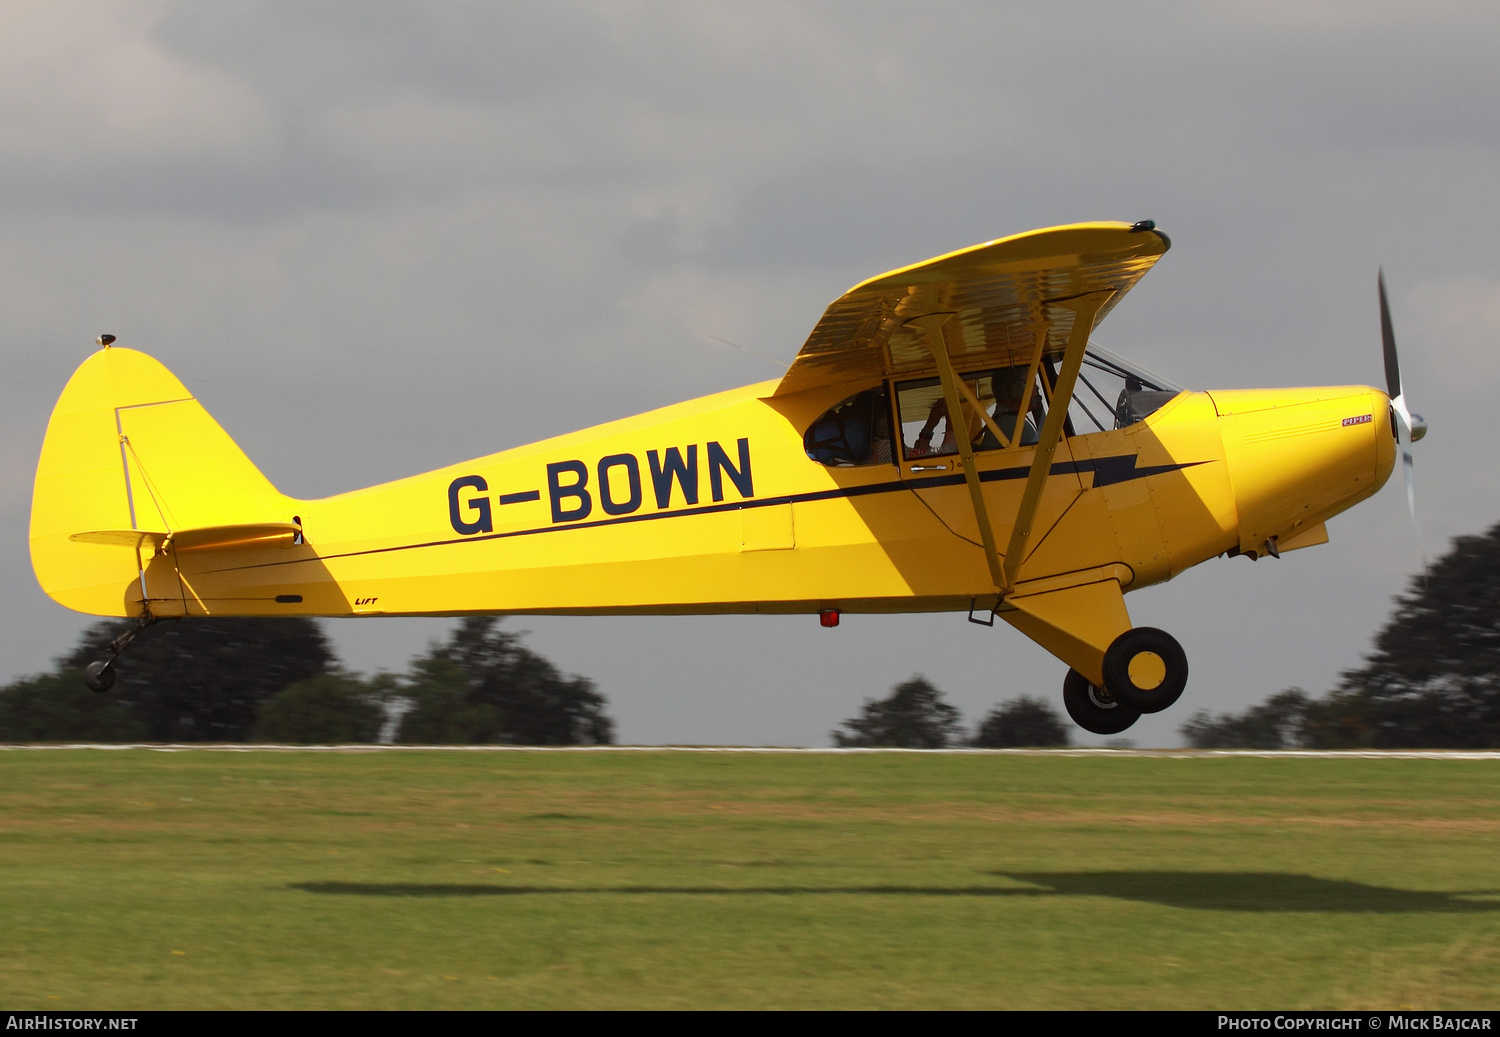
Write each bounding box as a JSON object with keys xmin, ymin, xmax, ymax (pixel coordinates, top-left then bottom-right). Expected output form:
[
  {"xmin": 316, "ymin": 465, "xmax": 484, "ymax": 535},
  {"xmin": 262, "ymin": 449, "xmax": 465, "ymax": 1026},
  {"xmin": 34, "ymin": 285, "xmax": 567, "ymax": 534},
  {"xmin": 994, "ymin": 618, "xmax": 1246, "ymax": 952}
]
[
  {"xmin": 69, "ymin": 522, "xmax": 300, "ymax": 553},
  {"xmin": 69, "ymin": 529, "xmax": 168, "ymax": 550},
  {"xmin": 173, "ymin": 523, "xmax": 300, "ymax": 551}
]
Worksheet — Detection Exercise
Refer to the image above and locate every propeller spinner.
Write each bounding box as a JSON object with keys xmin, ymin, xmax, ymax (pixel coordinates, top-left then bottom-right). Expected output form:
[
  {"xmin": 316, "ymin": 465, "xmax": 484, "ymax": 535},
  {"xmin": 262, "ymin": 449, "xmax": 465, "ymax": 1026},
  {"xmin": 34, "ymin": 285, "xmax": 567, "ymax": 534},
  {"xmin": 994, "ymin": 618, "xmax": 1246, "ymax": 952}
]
[{"xmin": 1378, "ymin": 269, "xmax": 1427, "ymax": 565}]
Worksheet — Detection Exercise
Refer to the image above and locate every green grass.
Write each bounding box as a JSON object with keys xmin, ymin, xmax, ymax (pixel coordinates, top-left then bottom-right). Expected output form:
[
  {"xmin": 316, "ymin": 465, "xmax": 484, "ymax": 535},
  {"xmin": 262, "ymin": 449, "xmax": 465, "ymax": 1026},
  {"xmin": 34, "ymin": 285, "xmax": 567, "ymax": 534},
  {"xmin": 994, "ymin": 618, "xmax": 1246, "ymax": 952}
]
[{"xmin": 2, "ymin": 748, "xmax": 1499, "ymax": 1009}]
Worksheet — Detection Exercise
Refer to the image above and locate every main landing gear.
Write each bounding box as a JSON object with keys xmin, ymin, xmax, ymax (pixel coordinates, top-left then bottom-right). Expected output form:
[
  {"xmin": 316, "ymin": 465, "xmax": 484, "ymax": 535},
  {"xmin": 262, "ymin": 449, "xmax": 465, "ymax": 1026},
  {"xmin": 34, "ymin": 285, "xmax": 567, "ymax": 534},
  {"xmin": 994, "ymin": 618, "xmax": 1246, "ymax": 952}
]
[
  {"xmin": 82, "ymin": 612, "xmax": 157, "ymax": 693},
  {"xmin": 1062, "ymin": 669, "xmax": 1140, "ymax": 734},
  {"xmin": 1061, "ymin": 627, "xmax": 1188, "ymax": 735}
]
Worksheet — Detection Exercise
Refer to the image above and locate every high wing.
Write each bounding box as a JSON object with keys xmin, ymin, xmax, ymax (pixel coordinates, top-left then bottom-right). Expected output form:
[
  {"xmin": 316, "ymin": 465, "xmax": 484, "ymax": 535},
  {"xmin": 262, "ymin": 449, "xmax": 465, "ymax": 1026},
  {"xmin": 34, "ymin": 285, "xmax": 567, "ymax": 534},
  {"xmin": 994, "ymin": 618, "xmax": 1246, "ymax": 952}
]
[
  {"xmin": 777, "ymin": 221, "xmax": 1171, "ymax": 600},
  {"xmin": 774, "ymin": 221, "xmax": 1170, "ymax": 397}
]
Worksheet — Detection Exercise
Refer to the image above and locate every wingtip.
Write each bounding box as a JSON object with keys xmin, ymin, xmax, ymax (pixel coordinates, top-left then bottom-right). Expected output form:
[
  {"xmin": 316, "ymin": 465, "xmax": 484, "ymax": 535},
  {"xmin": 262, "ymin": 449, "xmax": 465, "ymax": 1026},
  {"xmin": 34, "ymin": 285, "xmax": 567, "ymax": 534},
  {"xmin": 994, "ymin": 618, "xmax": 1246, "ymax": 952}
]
[{"xmin": 1129, "ymin": 220, "xmax": 1169, "ymax": 251}]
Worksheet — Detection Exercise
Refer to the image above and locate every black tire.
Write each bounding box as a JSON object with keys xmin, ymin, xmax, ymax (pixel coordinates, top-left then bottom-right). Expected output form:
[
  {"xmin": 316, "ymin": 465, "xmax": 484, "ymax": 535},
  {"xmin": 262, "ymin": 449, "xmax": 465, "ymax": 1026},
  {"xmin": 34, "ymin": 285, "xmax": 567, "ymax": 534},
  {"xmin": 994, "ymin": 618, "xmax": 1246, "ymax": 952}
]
[
  {"xmin": 1102, "ymin": 627, "xmax": 1187, "ymax": 714},
  {"xmin": 84, "ymin": 660, "xmax": 115, "ymax": 694},
  {"xmin": 1062, "ymin": 668, "xmax": 1140, "ymax": 735}
]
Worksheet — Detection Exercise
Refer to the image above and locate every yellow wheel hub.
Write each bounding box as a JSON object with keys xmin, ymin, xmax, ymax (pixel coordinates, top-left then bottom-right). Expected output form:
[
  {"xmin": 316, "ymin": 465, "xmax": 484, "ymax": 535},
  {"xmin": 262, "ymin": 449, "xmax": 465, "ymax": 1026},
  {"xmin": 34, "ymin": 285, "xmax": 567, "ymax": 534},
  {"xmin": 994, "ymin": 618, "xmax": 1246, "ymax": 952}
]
[{"xmin": 1128, "ymin": 651, "xmax": 1167, "ymax": 690}]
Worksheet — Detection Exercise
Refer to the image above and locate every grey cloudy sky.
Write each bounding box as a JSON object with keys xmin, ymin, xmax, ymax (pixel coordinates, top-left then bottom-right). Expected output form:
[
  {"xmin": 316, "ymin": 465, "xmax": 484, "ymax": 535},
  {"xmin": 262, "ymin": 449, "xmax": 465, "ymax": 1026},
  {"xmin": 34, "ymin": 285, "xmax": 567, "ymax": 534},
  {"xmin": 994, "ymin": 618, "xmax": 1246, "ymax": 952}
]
[{"xmin": 3, "ymin": 1, "xmax": 1497, "ymax": 746}]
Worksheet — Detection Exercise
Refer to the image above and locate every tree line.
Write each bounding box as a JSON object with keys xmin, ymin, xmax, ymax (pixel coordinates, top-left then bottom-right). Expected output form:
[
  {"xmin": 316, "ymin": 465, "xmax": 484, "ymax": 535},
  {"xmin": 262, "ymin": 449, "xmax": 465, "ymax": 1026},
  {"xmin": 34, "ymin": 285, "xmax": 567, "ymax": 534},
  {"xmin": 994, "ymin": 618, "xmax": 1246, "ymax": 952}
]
[
  {"xmin": 0, "ymin": 611, "xmax": 1067, "ymax": 747},
  {"xmin": 832, "ymin": 676, "xmax": 1072, "ymax": 748},
  {"xmin": 0, "ymin": 616, "xmax": 613, "ymax": 745},
  {"xmin": 1183, "ymin": 519, "xmax": 1500, "ymax": 749}
]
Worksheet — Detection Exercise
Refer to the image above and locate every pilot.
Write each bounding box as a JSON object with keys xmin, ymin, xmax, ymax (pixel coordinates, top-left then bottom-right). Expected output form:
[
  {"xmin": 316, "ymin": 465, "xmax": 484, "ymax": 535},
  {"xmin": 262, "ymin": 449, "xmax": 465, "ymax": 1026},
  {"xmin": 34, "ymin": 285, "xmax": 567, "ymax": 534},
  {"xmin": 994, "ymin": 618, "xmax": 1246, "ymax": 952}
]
[{"xmin": 981, "ymin": 368, "xmax": 1039, "ymax": 448}]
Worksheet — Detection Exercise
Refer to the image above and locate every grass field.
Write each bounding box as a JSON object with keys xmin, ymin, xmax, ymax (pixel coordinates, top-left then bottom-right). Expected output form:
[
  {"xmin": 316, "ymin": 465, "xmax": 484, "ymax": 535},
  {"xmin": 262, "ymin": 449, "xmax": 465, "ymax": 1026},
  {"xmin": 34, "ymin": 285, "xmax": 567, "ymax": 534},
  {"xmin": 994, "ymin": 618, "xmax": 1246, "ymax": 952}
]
[{"xmin": 2, "ymin": 747, "xmax": 1499, "ymax": 1010}]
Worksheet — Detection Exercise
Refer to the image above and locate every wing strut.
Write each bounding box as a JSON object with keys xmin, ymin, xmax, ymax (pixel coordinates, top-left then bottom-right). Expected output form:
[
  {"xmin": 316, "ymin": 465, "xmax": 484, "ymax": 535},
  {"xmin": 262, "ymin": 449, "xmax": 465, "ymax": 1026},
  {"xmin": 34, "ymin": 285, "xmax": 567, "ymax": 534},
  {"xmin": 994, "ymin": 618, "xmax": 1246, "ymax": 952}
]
[
  {"xmin": 909, "ymin": 290, "xmax": 1113, "ymax": 597},
  {"xmin": 1001, "ymin": 291, "xmax": 1113, "ymax": 589},
  {"xmin": 909, "ymin": 313, "xmax": 1008, "ymax": 593}
]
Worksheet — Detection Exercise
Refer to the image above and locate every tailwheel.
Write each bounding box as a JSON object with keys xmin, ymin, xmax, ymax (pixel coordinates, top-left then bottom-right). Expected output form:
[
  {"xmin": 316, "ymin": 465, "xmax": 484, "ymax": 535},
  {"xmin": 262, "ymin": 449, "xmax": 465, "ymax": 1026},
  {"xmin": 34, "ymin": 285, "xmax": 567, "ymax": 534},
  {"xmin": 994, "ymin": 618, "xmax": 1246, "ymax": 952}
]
[
  {"xmin": 1102, "ymin": 627, "xmax": 1188, "ymax": 714},
  {"xmin": 80, "ymin": 611, "xmax": 157, "ymax": 694},
  {"xmin": 84, "ymin": 660, "xmax": 116, "ymax": 694},
  {"xmin": 1062, "ymin": 668, "xmax": 1141, "ymax": 735}
]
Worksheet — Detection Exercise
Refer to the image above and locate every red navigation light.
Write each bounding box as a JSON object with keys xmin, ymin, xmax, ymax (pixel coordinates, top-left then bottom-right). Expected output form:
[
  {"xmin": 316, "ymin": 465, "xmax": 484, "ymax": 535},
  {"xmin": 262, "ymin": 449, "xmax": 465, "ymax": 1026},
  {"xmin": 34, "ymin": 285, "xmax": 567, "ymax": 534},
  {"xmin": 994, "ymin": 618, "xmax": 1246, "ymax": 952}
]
[{"xmin": 818, "ymin": 609, "xmax": 840, "ymax": 628}]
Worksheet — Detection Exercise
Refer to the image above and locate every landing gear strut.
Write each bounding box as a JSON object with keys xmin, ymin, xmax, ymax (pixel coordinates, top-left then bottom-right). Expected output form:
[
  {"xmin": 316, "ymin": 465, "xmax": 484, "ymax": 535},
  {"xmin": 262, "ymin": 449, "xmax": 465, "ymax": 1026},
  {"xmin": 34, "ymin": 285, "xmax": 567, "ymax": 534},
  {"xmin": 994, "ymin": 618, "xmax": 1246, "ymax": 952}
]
[{"xmin": 82, "ymin": 612, "xmax": 157, "ymax": 693}]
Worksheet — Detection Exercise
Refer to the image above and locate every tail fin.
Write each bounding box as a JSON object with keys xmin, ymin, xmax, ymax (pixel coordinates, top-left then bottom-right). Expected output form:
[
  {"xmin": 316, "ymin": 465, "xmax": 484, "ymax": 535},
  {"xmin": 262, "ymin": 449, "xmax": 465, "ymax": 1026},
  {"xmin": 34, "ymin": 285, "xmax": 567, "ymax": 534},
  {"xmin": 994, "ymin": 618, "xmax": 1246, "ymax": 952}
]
[{"xmin": 30, "ymin": 347, "xmax": 291, "ymax": 617}]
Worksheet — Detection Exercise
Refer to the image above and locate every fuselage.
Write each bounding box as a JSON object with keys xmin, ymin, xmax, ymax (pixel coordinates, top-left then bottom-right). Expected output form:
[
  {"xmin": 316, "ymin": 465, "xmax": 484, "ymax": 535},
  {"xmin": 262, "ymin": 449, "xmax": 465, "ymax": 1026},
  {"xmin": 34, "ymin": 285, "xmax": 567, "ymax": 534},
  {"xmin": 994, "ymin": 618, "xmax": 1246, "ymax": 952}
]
[{"xmin": 138, "ymin": 376, "xmax": 1394, "ymax": 621}]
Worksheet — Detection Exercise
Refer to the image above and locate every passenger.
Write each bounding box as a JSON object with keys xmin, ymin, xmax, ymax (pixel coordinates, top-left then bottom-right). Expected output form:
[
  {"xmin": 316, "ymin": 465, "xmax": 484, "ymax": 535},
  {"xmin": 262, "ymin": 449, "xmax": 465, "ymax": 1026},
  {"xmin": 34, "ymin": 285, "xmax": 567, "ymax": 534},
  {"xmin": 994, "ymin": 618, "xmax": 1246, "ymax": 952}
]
[
  {"xmin": 807, "ymin": 409, "xmax": 869, "ymax": 464},
  {"xmin": 871, "ymin": 401, "xmax": 893, "ymax": 464},
  {"xmin": 910, "ymin": 398, "xmax": 956, "ymax": 457},
  {"xmin": 806, "ymin": 387, "xmax": 890, "ymax": 466}
]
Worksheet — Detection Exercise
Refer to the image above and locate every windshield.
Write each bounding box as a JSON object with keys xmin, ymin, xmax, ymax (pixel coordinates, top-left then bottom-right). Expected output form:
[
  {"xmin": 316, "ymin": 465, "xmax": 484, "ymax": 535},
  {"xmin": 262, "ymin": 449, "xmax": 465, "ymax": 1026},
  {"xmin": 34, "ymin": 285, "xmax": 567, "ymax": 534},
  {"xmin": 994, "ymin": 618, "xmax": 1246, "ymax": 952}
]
[{"xmin": 1069, "ymin": 344, "xmax": 1183, "ymax": 433}]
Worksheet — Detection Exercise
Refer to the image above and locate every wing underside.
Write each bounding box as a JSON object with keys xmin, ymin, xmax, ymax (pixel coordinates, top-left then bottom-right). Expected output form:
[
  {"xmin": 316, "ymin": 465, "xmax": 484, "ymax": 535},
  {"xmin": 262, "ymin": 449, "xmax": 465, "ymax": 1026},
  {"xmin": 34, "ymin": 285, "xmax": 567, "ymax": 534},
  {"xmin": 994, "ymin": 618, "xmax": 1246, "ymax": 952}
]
[{"xmin": 775, "ymin": 221, "xmax": 1170, "ymax": 397}]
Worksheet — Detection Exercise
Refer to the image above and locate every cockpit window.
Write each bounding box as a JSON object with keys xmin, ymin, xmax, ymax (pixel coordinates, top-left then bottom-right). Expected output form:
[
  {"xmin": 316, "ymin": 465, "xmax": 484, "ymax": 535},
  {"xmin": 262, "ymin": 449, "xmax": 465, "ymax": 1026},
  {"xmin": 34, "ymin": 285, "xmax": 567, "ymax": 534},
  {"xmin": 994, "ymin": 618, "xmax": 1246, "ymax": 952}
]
[
  {"xmin": 896, "ymin": 366, "xmax": 1047, "ymax": 459},
  {"xmin": 804, "ymin": 386, "xmax": 893, "ymax": 467},
  {"xmin": 806, "ymin": 347, "xmax": 1180, "ymax": 468}
]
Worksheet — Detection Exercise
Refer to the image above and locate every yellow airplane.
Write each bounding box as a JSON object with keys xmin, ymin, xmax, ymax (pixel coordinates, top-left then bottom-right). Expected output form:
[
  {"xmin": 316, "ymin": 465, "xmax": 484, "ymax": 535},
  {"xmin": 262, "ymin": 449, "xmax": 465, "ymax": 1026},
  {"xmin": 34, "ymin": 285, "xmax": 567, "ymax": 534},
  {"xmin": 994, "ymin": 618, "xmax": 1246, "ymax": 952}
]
[{"xmin": 29, "ymin": 221, "xmax": 1424, "ymax": 733}]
